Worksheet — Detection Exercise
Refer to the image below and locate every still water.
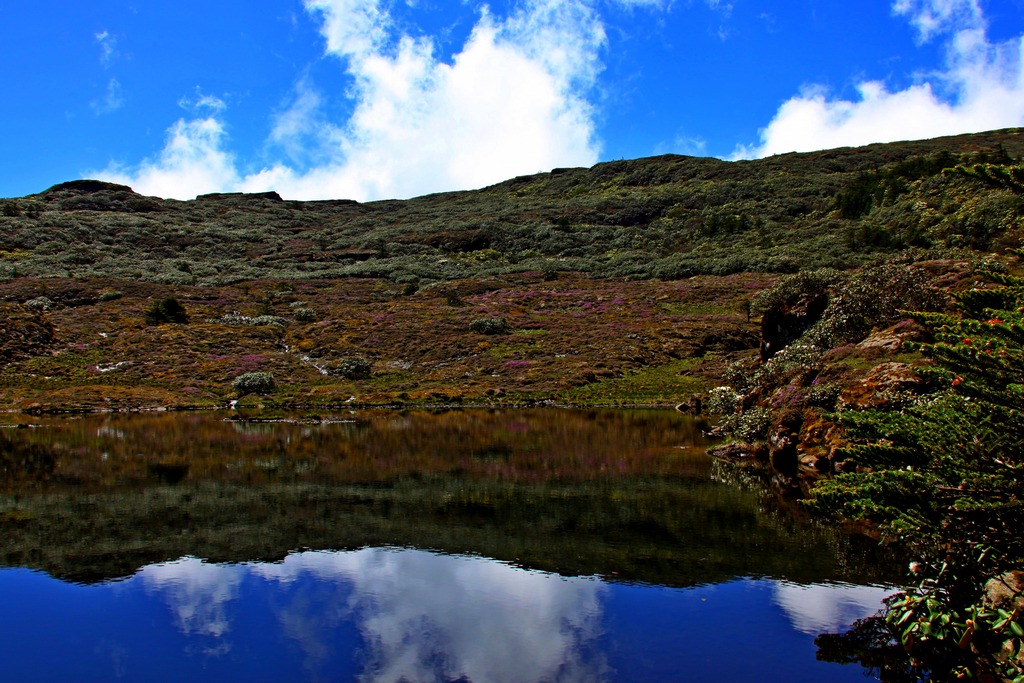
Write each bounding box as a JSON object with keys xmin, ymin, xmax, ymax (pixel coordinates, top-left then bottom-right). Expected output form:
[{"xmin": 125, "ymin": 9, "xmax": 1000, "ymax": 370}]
[{"xmin": 0, "ymin": 409, "xmax": 898, "ymax": 682}]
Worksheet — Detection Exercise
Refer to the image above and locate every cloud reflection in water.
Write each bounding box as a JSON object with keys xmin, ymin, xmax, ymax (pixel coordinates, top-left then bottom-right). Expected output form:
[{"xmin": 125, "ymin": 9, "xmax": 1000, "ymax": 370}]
[
  {"xmin": 129, "ymin": 549, "xmax": 895, "ymax": 682},
  {"xmin": 253, "ymin": 549, "xmax": 609, "ymax": 682},
  {"xmin": 137, "ymin": 548, "xmax": 608, "ymax": 681},
  {"xmin": 771, "ymin": 581, "xmax": 897, "ymax": 635},
  {"xmin": 139, "ymin": 557, "xmax": 243, "ymax": 639}
]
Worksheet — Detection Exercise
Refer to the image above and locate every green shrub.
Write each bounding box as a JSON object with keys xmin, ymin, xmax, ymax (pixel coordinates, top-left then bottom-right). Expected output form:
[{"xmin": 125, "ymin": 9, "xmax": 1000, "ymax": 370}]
[
  {"xmin": 734, "ymin": 406, "xmax": 772, "ymax": 442},
  {"xmin": 293, "ymin": 308, "xmax": 317, "ymax": 322},
  {"xmin": 751, "ymin": 268, "xmax": 844, "ymax": 317},
  {"xmin": 706, "ymin": 386, "xmax": 741, "ymax": 417},
  {"xmin": 215, "ymin": 313, "xmax": 286, "ymax": 327},
  {"xmin": 469, "ymin": 317, "xmax": 511, "ymax": 335},
  {"xmin": 232, "ymin": 371, "xmax": 276, "ymax": 397},
  {"xmin": 24, "ymin": 296, "xmax": 55, "ymax": 311},
  {"xmin": 749, "ymin": 342, "xmax": 825, "ymax": 392},
  {"xmin": 144, "ymin": 298, "xmax": 188, "ymax": 325},
  {"xmin": 333, "ymin": 357, "xmax": 372, "ymax": 380},
  {"xmin": 803, "ymin": 263, "xmax": 944, "ymax": 348}
]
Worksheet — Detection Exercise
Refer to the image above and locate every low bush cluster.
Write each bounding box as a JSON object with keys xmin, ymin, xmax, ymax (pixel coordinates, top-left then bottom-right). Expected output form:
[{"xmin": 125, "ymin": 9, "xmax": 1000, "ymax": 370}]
[
  {"xmin": 293, "ymin": 307, "xmax": 317, "ymax": 322},
  {"xmin": 333, "ymin": 357, "xmax": 372, "ymax": 380},
  {"xmin": 469, "ymin": 317, "xmax": 512, "ymax": 335},
  {"xmin": 23, "ymin": 296, "xmax": 55, "ymax": 311},
  {"xmin": 2, "ymin": 133, "xmax": 1020, "ymax": 286},
  {"xmin": 144, "ymin": 298, "xmax": 188, "ymax": 325},
  {"xmin": 214, "ymin": 313, "xmax": 287, "ymax": 327},
  {"xmin": 711, "ymin": 262, "xmax": 945, "ymax": 445},
  {"xmin": 231, "ymin": 371, "xmax": 276, "ymax": 397}
]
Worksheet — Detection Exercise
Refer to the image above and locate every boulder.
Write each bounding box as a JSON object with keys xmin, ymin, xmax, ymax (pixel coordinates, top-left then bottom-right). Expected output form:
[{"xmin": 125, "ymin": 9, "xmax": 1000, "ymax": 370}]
[{"xmin": 984, "ymin": 570, "xmax": 1024, "ymax": 613}]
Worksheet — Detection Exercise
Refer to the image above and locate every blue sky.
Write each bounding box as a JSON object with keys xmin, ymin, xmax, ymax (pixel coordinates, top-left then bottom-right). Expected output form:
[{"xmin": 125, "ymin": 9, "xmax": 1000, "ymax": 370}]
[{"xmin": 3, "ymin": 0, "xmax": 1024, "ymax": 201}]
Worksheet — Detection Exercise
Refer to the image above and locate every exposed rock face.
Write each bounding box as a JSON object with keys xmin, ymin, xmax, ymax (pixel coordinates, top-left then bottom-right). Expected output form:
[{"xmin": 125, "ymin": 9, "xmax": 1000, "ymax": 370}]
[
  {"xmin": 759, "ymin": 292, "xmax": 828, "ymax": 361},
  {"xmin": 768, "ymin": 424, "xmax": 799, "ymax": 477},
  {"xmin": 840, "ymin": 362, "xmax": 929, "ymax": 410},
  {"xmin": 195, "ymin": 191, "xmax": 283, "ymax": 202},
  {"xmin": 798, "ymin": 414, "xmax": 845, "ymax": 471},
  {"xmin": 855, "ymin": 319, "xmax": 931, "ymax": 353}
]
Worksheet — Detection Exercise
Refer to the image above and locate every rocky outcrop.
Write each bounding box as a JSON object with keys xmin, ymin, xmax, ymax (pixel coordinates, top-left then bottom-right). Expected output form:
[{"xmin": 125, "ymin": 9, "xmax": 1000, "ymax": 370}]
[
  {"xmin": 41, "ymin": 179, "xmax": 163, "ymax": 213},
  {"xmin": 839, "ymin": 362, "xmax": 930, "ymax": 411}
]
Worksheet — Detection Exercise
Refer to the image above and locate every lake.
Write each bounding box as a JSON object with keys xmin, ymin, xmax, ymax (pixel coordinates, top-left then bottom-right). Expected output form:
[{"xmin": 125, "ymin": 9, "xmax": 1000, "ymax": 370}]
[{"xmin": 0, "ymin": 408, "xmax": 899, "ymax": 682}]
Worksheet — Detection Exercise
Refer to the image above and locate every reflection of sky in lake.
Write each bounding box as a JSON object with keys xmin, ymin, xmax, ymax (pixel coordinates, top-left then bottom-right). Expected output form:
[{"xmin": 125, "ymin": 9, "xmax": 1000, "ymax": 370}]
[{"xmin": 0, "ymin": 549, "xmax": 893, "ymax": 682}]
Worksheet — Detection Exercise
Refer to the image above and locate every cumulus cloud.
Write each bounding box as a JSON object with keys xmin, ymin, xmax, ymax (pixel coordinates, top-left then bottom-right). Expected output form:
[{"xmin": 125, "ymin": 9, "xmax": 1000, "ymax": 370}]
[
  {"xmin": 132, "ymin": 549, "xmax": 607, "ymax": 680},
  {"xmin": 737, "ymin": 0, "xmax": 1024, "ymax": 158},
  {"xmin": 97, "ymin": 0, "xmax": 608, "ymax": 201},
  {"xmin": 100, "ymin": 107, "xmax": 240, "ymax": 200},
  {"xmin": 268, "ymin": 78, "xmax": 329, "ymax": 165}
]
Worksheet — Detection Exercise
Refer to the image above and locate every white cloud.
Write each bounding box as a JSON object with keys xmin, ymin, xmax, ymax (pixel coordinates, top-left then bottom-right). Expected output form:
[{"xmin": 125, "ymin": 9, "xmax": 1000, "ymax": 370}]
[
  {"xmin": 177, "ymin": 90, "xmax": 228, "ymax": 114},
  {"xmin": 738, "ymin": 0, "xmax": 1024, "ymax": 159},
  {"xmin": 96, "ymin": 30, "xmax": 117, "ymax": 67},
  {"xmin": 91, "ymin": 78, "xmax": 124, "ymax": 115},
  {"xmin": 266, "ymin": 77, "xmax": 336, "ymax": 168},
  {"xmin": 656, "ymin": 132, "xmax": 708, "ymax": 156},
  {"xmin": 131, "ymin": 549, "xmax": 607, "ymax": 680},
  {"xmin": 893, "ymin": 0, "xmax": 983, "ymax": 42},
  {"xmin": 305, "ymin": 0, "xmax": 390, "ymax": 60},
  {"xmin": 100, "ymin": 115, "xmax": 240, "ymax": 200},
  {"xmin": 97, "ymin": 0, "xmax": 608, "ymax": 201}
]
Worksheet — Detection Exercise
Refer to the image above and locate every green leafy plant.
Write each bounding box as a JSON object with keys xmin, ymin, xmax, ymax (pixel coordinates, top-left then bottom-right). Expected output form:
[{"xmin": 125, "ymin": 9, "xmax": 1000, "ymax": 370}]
[
  {"xmin": 293, "ymin": 307, "xmax": 317, "ymax": 322},
  {"xmin": 144, "ymin": 298, "xmax": 188, "ymax": 325},
  {"xmin": 231, "ymin": 371, "xmax": 276, "ymax": 397},
  {"xmin": 334, "ymin": 356, "xmax": 372, "ymax": 380},
  {"xmin": 469, "ymin": 317, "xmax": 512, "ymax": 335}
]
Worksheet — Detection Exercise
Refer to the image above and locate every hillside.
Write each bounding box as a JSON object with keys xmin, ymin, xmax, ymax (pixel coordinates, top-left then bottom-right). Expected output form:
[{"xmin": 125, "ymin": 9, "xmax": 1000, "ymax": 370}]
[
  {"xmin": 2, "ymin": 129, "xmax": 1023, "ymax": 285},
  {"xmin": 0, "ymin": 129, "xmax": 1022, "ymax": 413}
]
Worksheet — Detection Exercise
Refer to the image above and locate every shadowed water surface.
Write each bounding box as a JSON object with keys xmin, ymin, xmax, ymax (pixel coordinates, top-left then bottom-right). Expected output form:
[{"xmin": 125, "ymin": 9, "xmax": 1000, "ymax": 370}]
[{"xmin": 0, "ymin": 409, "xmax": 899, "ymax": 681}]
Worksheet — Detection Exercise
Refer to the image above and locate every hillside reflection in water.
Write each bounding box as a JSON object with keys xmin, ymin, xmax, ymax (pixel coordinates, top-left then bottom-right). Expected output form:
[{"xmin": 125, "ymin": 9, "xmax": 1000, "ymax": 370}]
[{"xmin": 0, "ymin": 409, "xmax": 899, "ymax": 681}]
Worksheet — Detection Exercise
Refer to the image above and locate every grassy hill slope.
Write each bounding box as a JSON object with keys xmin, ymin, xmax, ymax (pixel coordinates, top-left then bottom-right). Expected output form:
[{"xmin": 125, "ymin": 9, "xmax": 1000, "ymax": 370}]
[
  {"xmin": 0, "ymin": 129, "xmax": 1022, "ymax": 412},
  {"xmin": 2, "ymin": 128, "xmax": 1022, "ymax": 286}
]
